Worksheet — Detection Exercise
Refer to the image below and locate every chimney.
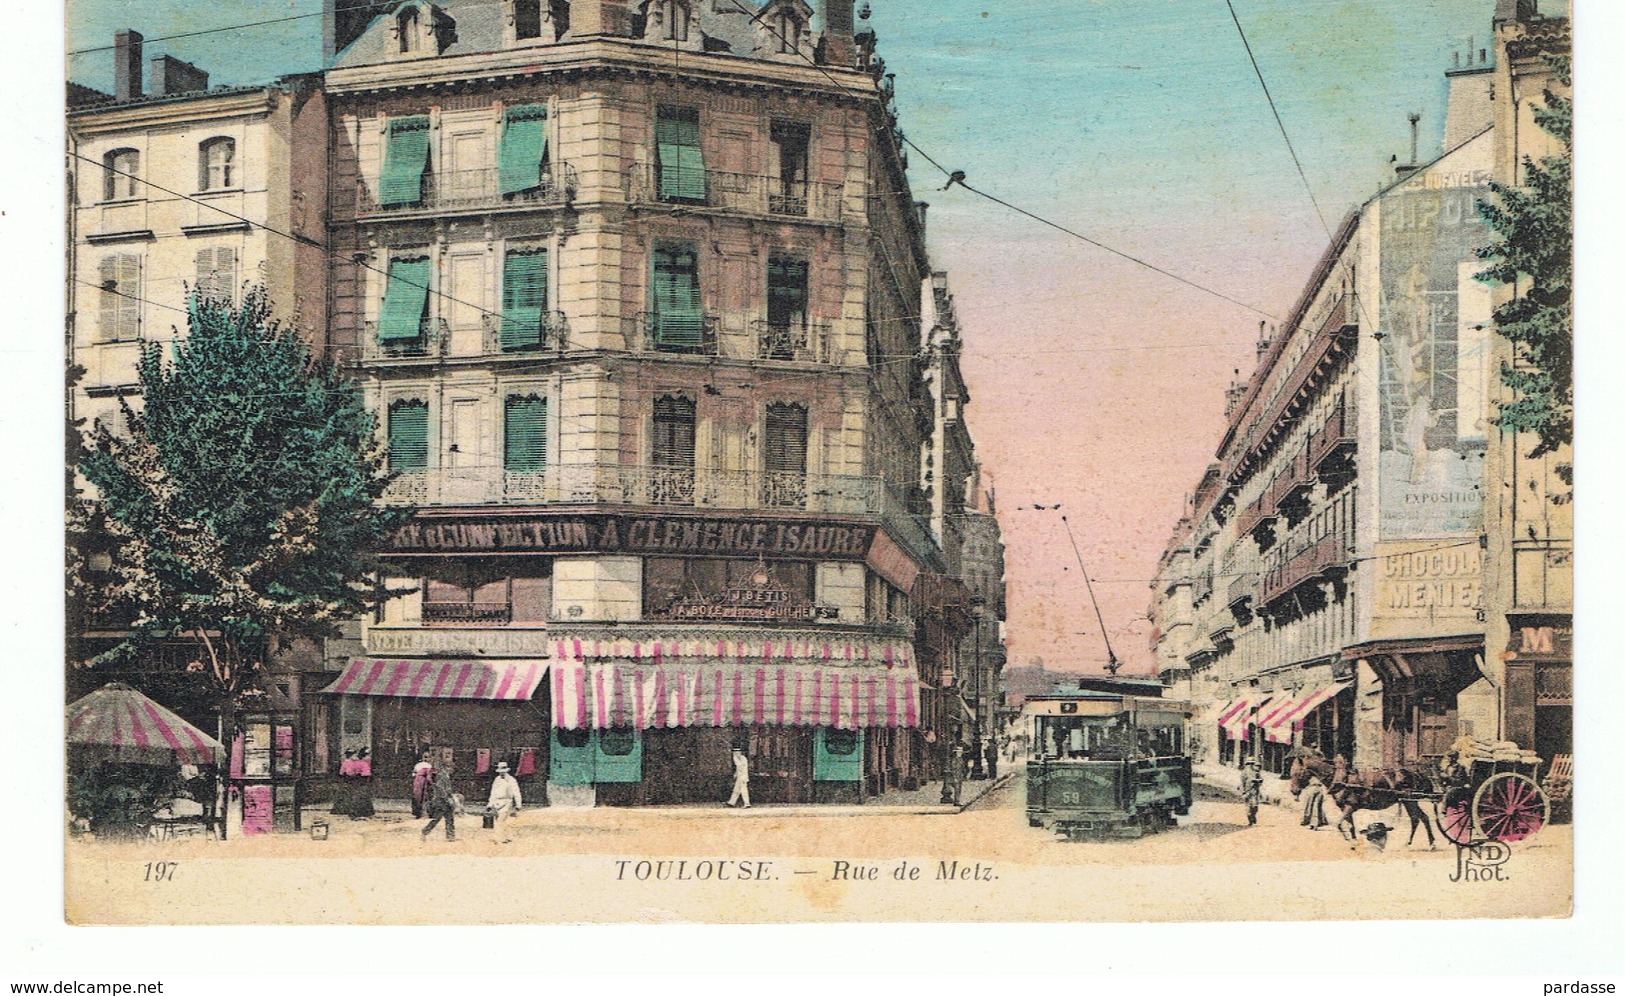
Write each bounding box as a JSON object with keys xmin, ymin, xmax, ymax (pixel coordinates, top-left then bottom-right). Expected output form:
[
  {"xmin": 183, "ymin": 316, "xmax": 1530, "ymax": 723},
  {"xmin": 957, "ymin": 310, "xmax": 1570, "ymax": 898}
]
[
  {"xmin": 114, "ymin": 29, "xmax": 143, "ymax": 101},
  {"xmin": 324, "ymin": 0, "xmax": 397, "ymax": 64},
  {"xmin": 1493, "ymin": 0, "xmax": 1537, "ymax": 29},
  {"xmin": 572, "ymin": 0, "xmax": 634, "ymax": 38},
  {"xmin": 150, "ymin": 55, "xmax": 209, "ymax": 96},
  {"xmin": 1395, "ymin": 112, "xmax": 1422, "ymax": 177},
  {"xmin": 821, "ymin": 0, "xmax": 855, "ymax": 67},
  {"xmin": 915, "ymin": 201, "xmax": 929, "ymax": 240}
]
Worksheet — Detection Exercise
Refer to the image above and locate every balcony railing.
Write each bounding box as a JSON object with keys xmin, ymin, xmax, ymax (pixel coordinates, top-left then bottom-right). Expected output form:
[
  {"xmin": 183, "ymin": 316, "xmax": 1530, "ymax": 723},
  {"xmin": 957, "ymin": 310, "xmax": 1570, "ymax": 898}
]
[
  {"xmin": 422, "ymin": 600, "xmax": 513, "ymax": 625},
  {"xmin": 752, "ymin": 320, "xmax": 833, "ymax": 363},
  {"xmin": 627, "ymin": 164, "xmax": 845, "ymax": 222},
  {"xmin": 383, "ymin": 463, "xmax": 889, "ymax": 516},
  {"xmin": 1260, "ymin": 531, "xmax": 1349, "ymax": 605},
  {"xmin": 347, "ymin": 164, "xmax": 578, "ymax": 217},
  {"xmin": 362, "ymin": 318, "xmax": 450, "ymax": 360},
  {"xmin": 1226, "ymin": 574, "xmax": 1254, "ymax": 611},
  {"xmin": 1308, "ymin": 394, "xmax": 1356, "ymax": 472},
  {"xmin": 635, "ymin": 311, "xmax": 720, "ymax": 356},
  {"xmin": 481, "ymin": 311, "xmax": 569, "ymax": 355}
]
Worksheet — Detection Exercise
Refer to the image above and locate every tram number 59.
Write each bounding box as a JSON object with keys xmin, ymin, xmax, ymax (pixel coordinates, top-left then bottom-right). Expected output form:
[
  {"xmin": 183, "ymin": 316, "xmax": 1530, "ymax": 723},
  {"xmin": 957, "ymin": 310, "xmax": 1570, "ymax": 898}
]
[{"xmin": 1058, "ymin": 790, "xmax": 1082, "ymax": 805}]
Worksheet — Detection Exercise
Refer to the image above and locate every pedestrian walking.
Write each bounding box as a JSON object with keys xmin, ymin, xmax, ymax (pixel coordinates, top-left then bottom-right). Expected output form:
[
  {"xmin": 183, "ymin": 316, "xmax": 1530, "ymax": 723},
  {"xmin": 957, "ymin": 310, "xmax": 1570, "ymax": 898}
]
[
  {"xmin": 1300, "ymin": 772, "xmax": 1328, "ymax": 829},
  {"xmin": 420, "ymin": 766, "xmax": 459, "ymax": 841},
  {"xmin": 411, "ymin": 749, "xmax": 434, "ymax": 819},
  {"xmin": 332, "ymin": 748, "xmax": 359, "ymax": 817},
  {"xmin": 351, "ymin": 748, "xmax": 375, "ymax": 818},
  {"xmin": 984, "ymin": 738, "xmax": 999, "ymax": 780},
  {"xmin": 486, "ymin": 760, "xmax": 523, "ymax": 843},
  {"xmin": 945, "ymin": 741, "xmax": 966, "ymax": 806},
  {"xmin": 1240, "ymin": 759, "xmax": 1264, "ymax": 826},
  {"xmin": 727, "ymin": 748, "xmax": 751, "ymax": 808}
]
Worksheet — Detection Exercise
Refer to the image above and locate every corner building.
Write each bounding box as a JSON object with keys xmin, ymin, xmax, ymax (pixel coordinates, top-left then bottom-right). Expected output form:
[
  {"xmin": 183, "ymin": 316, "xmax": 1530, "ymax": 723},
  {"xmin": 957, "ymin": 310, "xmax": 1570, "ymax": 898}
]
[{"xmin": 319, "ymin": 0, "xmax": 948, "ymax": 805}]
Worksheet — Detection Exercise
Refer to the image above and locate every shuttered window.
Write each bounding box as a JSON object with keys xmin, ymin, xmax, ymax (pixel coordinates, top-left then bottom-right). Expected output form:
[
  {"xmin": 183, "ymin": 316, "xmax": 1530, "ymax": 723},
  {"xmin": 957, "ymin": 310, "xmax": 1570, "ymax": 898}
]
[
  {"xmin": 504, "ymin": 395, "xmax": 547, "ymax": 471},
  {"xmin": 651, "ymin": 242, "xmax": 703, "ymax": 349},
  {"xmin": 767, "ymin": 256, "xmax": 809, "ymax": 328},
  {"xmin": 194, "ymin": 247, "xmax": 237, "ymax": 305},
  {"xmin": 97, "ymin": 254, "xmax": 142, "ymax": 342},
  {"xmin": 378, "ymin": 256, "xmax": 431, "ymax": 342},
  {"xmin": 387, "ymin": 400, "xmax": 429, "ymax": 473},
  {"xmin": 655, "ymin": 106, "xmax": 706, "ymax": 202},
  {"xmin": 497, "ymin": 104, "xmax": 549, "ymax": 196},
  {"xmin": 651, "ymin": 395, "xmax": 696, "ymax": 469},
  {"xmin": 500, "ymin": 249, "xmax": 548, "ymax": 350},
  {"xmin": 379, "ymin": 116, "xmax": 431, "ymax": 206},
  {"xmin": 764, "ymin": 403, "xmax": 808, "ymax": 475}
]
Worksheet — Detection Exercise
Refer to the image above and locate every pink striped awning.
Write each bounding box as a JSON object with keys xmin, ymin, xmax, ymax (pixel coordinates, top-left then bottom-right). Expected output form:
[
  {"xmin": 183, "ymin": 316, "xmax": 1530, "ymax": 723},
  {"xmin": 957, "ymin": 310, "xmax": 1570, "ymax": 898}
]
[
  {"xmin": 1261, "ymin": 683, "xmax": 1350, "ymax": 744},
  {"xmin": 322, "ymin": 658, "xmax": 548, "ymax": 701},
  {"xmin": 550, "ymin": 660, "xmax": 920, "ymax": 731},
  {"xmin": 550, "ymin": 635, "xmax": 914, "ymax": 669},
  {"xmin": 1215, "ymin": 698, "xmax": 1253, "ymax": 742},
  {"xmin": 67, "ymin": 682, "xmax": 225, "ymax": 767}
]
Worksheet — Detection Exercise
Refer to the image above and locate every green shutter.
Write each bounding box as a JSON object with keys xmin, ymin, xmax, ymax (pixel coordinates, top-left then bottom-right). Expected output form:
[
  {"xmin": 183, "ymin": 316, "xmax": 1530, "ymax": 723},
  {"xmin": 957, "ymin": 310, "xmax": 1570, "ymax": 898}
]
[
  {"xmin": 591, "ymin": 728, "xmax": 643, "ymax": 783},
  {"xmin": 497, "ymin": 105, "xmax": 549, "ymax": 195},
  {"xmin": 549, "ymin": 728, "xmax": 595, "ymax": 786},
  {"xmin": 378, "ymin": 258, "xmax": 431, "ymax": 342},
  {"xmin": 656, "ymin": 109, "xmax": 706, "ymax": 202},
  {"xmin": 379, "ymin": 116, "xmax": 431, "ymax": 206},
  {"xmin": 504, "ymin": 395, "xmax": 547, "ymax": 471},
  {"xmin": 767, "ymin": 256, "xmax": 809, "ymax": 326},
  {"xmin": 814, "ymin": 727, "xmax": 864, "ymax": 781},
  {"xmin": 500, "ymin": 250, "xmax": 548, "ymax": 350},
  {"xmin": 652, "ymin": 244, "xmax": 703, "ymax": 348},
  {"xmin": 387, "ymin": 401, "xmax": 429, "ymax": 473}
]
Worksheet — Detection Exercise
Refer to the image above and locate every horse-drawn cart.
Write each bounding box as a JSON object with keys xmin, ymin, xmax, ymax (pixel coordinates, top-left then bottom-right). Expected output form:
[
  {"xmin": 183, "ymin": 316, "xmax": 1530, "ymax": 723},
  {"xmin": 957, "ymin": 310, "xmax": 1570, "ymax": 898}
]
[{"xmin": 1433, "ymin": 746, "xmax": 1549, "ymax": 846}]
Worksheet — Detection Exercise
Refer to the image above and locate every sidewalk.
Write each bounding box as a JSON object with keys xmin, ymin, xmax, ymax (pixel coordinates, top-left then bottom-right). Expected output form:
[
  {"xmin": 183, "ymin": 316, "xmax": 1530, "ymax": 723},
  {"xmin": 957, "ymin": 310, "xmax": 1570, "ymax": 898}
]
[{"xmin": 302, "ymin": 772, "xmax": 1016, "ymax": 830}]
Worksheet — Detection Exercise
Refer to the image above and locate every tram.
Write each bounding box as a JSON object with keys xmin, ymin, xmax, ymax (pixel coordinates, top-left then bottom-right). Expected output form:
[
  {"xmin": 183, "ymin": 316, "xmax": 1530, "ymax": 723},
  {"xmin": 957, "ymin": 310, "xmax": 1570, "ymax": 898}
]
[{"xmin": 1025, "ymin": 693, "xmax": 1192, "ymax": 839}]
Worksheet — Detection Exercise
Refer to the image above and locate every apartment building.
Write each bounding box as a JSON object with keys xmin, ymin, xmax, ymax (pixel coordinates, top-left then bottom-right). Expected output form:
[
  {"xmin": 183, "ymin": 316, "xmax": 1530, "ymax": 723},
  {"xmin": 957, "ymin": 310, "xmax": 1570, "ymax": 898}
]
[{"xmin": 316, "ymin": 0, "xmax": 962, "ymax": 805}]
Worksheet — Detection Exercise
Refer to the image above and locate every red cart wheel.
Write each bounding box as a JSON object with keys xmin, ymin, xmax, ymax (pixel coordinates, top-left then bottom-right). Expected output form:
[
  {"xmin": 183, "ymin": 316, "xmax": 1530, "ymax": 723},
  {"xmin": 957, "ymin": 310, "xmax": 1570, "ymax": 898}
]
[
  {"xmin": 1437, "ymin": 787, "xmax": 1474, "ymax": 845},
  {"xmin": 1472, "ymin": 772, "xmax": 1549, "ymax": 843}
]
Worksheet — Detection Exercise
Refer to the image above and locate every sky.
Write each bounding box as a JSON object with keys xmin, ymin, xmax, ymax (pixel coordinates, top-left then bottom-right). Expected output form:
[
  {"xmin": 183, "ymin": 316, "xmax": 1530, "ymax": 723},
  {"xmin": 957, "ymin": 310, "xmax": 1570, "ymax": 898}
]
[{"xmin": 67, "ymin": 0, "xmax": 1505, "ymax": 673}]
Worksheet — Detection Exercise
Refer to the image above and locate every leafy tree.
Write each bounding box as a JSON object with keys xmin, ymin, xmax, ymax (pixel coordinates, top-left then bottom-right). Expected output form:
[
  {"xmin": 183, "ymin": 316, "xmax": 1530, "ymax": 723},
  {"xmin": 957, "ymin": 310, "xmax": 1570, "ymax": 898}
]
[
  {"xmin": 71, "ymin": 287, "xmax": 407, "ymax": 734},
  {"xmin": 1476, "ymin": 53, "xmax": 1572, "ymax": 486}
]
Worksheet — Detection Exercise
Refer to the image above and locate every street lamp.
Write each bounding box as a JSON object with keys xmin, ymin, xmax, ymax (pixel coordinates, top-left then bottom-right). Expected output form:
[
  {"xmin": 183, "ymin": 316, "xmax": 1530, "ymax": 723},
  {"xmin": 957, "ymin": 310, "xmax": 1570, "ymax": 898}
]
[
  {"xmin": 939, "ymin": 666, "xmax": 955, "ymax": 805},
  {"xmin": 969, "ymin": 601, "xmax": 986, "ymax": 779}
]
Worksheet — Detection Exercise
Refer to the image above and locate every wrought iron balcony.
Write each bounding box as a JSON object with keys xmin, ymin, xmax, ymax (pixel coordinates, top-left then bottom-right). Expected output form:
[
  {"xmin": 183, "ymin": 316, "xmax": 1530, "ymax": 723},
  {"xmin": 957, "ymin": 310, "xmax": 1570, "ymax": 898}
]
[
  {"xmin": 422, "ymin": 600, "xmax": 513, "ymax": 625},
  {"xmin": 627, "ymin": 164, "xmax": 846, "ymax": 222},
  {"xmin": 361, "ymin": 318, "xmax": 450, "ymax": 360},
  {"xmin": 752, "ymin": 320, "xmax": 833, "ymax": 363},
  {"xmin": 1308, "ymin": 393, "xmax": 1356, "ymax": 472},
  {"xmin": 346, "ymin": 164, "xmax": 578, "ymax": 218},
  {"xmin": 481, "ymin": 311, "xmax": 569, "ymax": 355},
  {"xmin": 635, "ymin": 311, "xmax": 720, "ymax": 356},
  {"xmin": 1259, "ymin": 531, "xmax": 1349, "ymax": 606}
]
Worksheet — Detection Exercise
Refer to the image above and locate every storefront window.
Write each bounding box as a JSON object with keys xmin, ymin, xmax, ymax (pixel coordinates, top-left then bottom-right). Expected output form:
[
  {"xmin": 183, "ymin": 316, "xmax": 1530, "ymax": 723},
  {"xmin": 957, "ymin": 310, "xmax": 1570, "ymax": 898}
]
[
  {"xmin": 556, "ymin": 727, "xmax": 590, "ymax": 749},
  {"xmin": 601, "ymin": 728, "xmax": 636, "ymax": 756},
  {"xmin": 824, "ymin": 729, "xmax": 858, "ymax": 755}
]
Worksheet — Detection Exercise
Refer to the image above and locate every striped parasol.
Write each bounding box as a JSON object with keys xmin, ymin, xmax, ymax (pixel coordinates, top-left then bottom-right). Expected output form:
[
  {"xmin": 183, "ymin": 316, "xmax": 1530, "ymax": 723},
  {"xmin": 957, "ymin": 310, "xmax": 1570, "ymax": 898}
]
[{"xmin": 66, "ymin": 682, "xmax": 224, "ymax": 767}]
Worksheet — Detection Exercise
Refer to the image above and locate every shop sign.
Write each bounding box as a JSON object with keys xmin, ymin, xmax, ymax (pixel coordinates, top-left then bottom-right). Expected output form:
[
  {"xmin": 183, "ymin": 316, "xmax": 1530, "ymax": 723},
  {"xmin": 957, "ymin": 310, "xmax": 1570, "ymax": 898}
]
[
  {"xmin": 661, "ymin": 585, "xmax": 838, "ymax": 623},
  {"xmin": 1372, "ymin": 541, "xmax": 1482, "ymax": 633},
  {"xmin": 366, "ymin": 625, "xmax": 554, "ymax": 656},
  {"xmin": 1514, "ymin": 624, "xmax": 1572, "ymax": 660},
  {"xmin": 391, "ymin": 513, "xmax": 875, "ymax": 560}
]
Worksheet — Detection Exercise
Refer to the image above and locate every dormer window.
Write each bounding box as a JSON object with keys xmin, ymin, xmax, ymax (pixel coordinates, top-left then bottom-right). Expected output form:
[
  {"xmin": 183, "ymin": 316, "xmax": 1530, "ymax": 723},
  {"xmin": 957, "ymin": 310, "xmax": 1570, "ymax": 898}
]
[
  {"xmin": 514, "ymin": 0, "xmax": 542, "ymax": 39},
  {"xmin": 643, "ymin": 0, "xmax": 690, "ymax": 42},
  {"xmin": 770, "ymin": 9, "xmax": 803, "ymax": 52},
  {"xmin": 398, "ymin": 7, "xmax": 420, "ymax": 52},
  {"xmin": 102, "ymin": 148, "xmax": 139, "ymax": 201},
  {"xmin": 760, "ymin": 0, "xmax": 812, "ymax": 56},
  {"xmin": 199, "ymin": 137, "xmax": 236, "ymax": 191}
]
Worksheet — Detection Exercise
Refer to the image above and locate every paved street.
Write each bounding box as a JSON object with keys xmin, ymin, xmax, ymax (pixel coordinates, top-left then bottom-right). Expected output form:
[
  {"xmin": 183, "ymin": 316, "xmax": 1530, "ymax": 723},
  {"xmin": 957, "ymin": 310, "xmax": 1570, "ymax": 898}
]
[{"xmin": 67, "ymin": 773, "xmax": 1572, "ymax": 924}]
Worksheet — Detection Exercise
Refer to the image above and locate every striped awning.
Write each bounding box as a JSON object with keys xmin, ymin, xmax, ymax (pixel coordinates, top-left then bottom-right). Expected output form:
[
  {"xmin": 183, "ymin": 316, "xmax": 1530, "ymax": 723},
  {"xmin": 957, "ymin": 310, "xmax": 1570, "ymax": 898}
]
[
  {"xmin": 551, "ymin": 634, "xmax": 914, "ymax": 669},
  {"xmin": 551, "ymin": 660, "xmax": 920, "ymax": 731},
  {"xmin": 1215, "ymin": 698, "xmax": 1253, "ymax": 742},
  {"xmin": 1261, "ymin": 683, "xmax": 1350, "ymax": 744},
  {"xmin": 67, "ymin": 682, "xmax": 224, "ymax": 767},
  {"xmin": 322, "ymin": 658, "xmax": 548, "ymax": 701}
]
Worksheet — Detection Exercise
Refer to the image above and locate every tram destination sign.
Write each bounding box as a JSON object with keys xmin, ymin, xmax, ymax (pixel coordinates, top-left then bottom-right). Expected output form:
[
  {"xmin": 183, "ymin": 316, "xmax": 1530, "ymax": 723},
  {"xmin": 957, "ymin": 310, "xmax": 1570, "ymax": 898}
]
[{"xmin": 390, "ymin": 513, "xmax": 876, "ymax": 560}]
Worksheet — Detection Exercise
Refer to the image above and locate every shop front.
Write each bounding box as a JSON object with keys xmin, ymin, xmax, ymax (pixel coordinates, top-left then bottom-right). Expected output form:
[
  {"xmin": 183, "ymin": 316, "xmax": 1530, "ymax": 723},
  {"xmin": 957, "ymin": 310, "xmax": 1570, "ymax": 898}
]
[
  {"xmin": 321, "ymin": 657, "xmax": 551, "ymax": 803},
  {"xmin": 1345, "ymin": 636, "xmax": 1484, "ymax": 769},
  {"xmin": 547, "ymin": 633, "xmax": 920, "ymax": 805}
]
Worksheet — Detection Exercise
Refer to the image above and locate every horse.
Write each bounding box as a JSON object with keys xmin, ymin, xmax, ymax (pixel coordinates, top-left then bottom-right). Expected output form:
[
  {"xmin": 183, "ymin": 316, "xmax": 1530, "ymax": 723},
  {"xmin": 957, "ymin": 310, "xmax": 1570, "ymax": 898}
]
[{"xmin": 1288, "ymin": 755, "xmax": 1436, "ymax": 848}]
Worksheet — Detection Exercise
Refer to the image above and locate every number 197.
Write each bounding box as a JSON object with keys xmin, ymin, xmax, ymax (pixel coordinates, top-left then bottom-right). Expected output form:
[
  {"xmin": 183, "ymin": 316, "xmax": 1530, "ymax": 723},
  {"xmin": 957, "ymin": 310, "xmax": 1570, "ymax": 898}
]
[{"xmin": 143, "ymin": 861, "xmax": 178, "ymax": 882}]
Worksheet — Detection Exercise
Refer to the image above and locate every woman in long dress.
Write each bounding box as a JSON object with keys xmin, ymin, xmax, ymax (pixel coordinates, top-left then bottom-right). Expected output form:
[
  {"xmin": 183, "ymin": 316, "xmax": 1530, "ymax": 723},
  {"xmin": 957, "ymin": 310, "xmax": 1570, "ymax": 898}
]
[
  {"xmin": 351, "ymin": 748, "xmax": 376, "ymax": 818},
  {"xmin": 332, "ymin": 748, "xmax": 358, "ymax": 817}
]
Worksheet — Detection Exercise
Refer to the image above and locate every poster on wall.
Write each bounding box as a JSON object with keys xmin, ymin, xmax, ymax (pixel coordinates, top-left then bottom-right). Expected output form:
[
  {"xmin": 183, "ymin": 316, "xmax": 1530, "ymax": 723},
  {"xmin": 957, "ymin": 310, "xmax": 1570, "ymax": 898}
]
[{"xmin": 1377, "ymin": 179, "xmax": 1494, "ymax": 537}]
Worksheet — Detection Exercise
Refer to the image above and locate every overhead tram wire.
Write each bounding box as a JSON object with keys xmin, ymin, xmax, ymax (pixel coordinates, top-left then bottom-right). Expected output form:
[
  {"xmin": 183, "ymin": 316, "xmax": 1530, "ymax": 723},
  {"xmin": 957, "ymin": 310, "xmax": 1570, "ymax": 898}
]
[
  {"xmin": 1223, "ymin": 0, "xmax": 1332, "ymax": 241},
  {"xmin": 1054, "ymin": 511, "xmax": 1121, "ymax": 675},
  {"xmin": 722, "ymin": 0, "xmax": 1282, "ymax": 324}
]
